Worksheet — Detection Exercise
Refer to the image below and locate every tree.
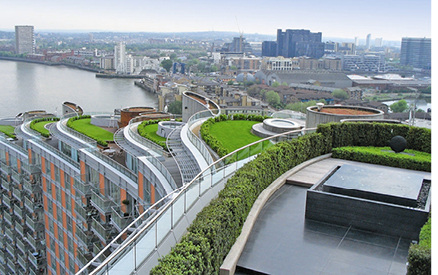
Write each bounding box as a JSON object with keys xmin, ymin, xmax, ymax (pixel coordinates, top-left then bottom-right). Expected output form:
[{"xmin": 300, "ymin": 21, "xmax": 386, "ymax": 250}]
[
  {"xmin": 332, "ymin": 89, "xmax": 349, "ymax": 101},
  {"xmin": 265, "ymin": 90, "xmax": 280, "ymax": 106},
  {"xmin": 168, "ymin": 100, "xmax": 182, "ymax": 114},
  {"xmin": 161, "ymin": 59, "xmax": 173, "ymax": 72},
  {"xmin": 272, "ymin": 81, "xmax": 280, "ymax": 87},
  {"xmin": 227, "ymin": 80, "xmax": 234, "ymax": 85},
  {"xmin": 390, "ymin": 99, "xmax": 409, "ymax": 113}
]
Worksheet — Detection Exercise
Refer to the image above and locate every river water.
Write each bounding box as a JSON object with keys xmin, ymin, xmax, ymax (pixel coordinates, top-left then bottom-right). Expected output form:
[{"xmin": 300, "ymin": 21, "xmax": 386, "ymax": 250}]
[{"xmin": 0, "ymin": 60, "xmax": 158, "ymax": 117}]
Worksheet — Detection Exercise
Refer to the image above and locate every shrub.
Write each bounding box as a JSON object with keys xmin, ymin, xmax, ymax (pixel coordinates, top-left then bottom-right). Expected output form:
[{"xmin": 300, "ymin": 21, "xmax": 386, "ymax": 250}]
[
  {"xmin": 151, "ymin": 133, "xmax": 329, "ymax": 274},
  {"xmin": 332, "ymin": 146, "xmax": 431, "ymax": 172},
  {"xmin": 67, "ymin": 115, "xmax": 110, "ymax": 147},
  {"xmin": 137, "ymin": 118, "xmax": 182, "ymax": 151},
  {"xmin": 407, "ymin": 217, "xmax": 431, "ymax": 275}
]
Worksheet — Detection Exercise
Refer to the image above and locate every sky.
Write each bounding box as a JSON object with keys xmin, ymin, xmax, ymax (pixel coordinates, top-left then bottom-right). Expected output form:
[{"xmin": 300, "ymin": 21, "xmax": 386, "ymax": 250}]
[{"xmin": 0, "ymin": 0, "xmax": 432, "ymax": 41}]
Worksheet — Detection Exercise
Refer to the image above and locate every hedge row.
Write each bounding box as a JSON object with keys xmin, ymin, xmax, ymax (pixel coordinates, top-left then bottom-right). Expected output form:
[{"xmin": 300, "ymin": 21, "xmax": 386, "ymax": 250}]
[
  {"xmin": 200, "ymin": 114, "xmax": 270, "ymax": 158},
  {"xmin": 150, "ymin": 133, "xmax": 330, "ymax": 274},
  {"xmin": 407, "ymin": 216, "xmax": 431, "ymax": 275},
  {"xmin": 30, "ymin": 117, "xmax": 60, "ymax": 137},
  {"xmin": 151, "ymin": 122, "xmax": 431, "ymax": 274},
  {"xmin": 137, "ymin": 118, "xmax": 182, "ymax": 151},
  {"xmin": 67, "ymin": 115, "xmax": 108, "ymax": 147},
  {"xmin": 332, "ymin": 146, "xmax": 431, "ymax": 172},
  {"xmin": 316, "ymin": 122, "xmax": 431, "ymax": 153}
]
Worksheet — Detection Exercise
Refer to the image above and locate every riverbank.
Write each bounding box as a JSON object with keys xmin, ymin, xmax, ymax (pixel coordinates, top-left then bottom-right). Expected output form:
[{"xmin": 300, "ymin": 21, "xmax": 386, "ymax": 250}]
[
  {"xmin": 0, "ymin": 56, "xmax": 102, "ymax": 73},
  {"xmin": 96, "ymin": 73, "xmax": 144, "ymax": 79}
]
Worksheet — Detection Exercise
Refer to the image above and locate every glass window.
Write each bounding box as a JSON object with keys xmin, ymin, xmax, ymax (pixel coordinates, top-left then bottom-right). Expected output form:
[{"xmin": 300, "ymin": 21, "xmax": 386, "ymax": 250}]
[
  {"xmin": 46, "ymin": 161, "xmax": 51, "ymax": 176},
  {"xmin": 64, "ymin": 174, "xmax": 71, "ymax": 192},
  {"xmin": 54, "ymin": 166, "xmax": 60, "ymax": 182}
]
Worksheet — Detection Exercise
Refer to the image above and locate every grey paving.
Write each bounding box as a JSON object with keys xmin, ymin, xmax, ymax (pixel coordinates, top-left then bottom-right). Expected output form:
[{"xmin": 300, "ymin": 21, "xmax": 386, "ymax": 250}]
[{"xmin": 236, "ymin": 159, "xmax": 430, "ymax": 275}]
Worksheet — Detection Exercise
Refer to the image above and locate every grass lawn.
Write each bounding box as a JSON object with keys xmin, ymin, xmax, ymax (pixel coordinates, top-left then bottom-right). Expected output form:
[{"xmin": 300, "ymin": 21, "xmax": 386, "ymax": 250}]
[
  {"xmin": 31, "ymin": 121, "xmax": 54, "ymax": 136},
  {"xmin": 69, "ymin": 118, "xmax": 114, "ymax": 142},
  {"xmin": 0, "ymin": 125, "xmax": 15, "ymax": 138},
  {"xmin": 209, "ymin": 120, "xmax": 273, "ymax": 158},
  {"xmin": 139, "ymin": 123, "xmax": 167, "ymax": 147}
]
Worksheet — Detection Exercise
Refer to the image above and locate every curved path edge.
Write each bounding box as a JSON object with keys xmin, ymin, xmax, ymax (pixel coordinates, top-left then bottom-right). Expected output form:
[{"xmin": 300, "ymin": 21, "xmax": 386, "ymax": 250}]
[{"xmin": 219, "ymin": 153, "xmax": 333, "ymax": 275}]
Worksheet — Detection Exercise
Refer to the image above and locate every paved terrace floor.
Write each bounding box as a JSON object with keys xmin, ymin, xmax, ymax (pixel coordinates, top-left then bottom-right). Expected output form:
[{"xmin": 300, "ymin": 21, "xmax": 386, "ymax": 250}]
[{"xmin": 236, "ymin": 158, "xmax": 431, "ymax": 275}]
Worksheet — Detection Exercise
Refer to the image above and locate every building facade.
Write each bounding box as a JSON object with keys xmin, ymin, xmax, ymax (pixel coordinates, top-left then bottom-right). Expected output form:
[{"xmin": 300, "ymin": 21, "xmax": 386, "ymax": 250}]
[
  {"xmin": 400, "ymin": 38, "xmax": 431, "ymax": 69},
  {"xmin": 262, "ymin": 29, "xmax": 325, "ymax": 59},
  {"xmin": 15, "ymin": 25, "xmax": 35, "ymax": 55}
]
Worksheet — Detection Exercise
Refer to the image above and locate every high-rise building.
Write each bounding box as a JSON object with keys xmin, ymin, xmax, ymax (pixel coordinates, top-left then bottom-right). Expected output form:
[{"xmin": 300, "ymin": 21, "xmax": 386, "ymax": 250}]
[
  {"xmin": 114, "ymin": 42, "xmax": 134, "ymax": 74},
  {"xmin": 354, "ymin": 37, "xmax": 359, "ymax": 46},
  {"xmin": 400, "ymin": 38, "xmax": 431, "ymax": 69},
  {"xmin": 262, "ymin": 29, "xmax": 324, "ymax": 59},
  {"xmin": 366, "ymin": 34, "xmax": 371, "ymax": 50},
  {"xmin": 15, "ymin": 25, "xmax": 35, "ymax": 55},
  {"xmin": 375, "ymin": 38, "xmax": 383, "ymax": 48},
  {"xmin": 261, "ymin": 41, "xmax": 278, "ymax": 57}
]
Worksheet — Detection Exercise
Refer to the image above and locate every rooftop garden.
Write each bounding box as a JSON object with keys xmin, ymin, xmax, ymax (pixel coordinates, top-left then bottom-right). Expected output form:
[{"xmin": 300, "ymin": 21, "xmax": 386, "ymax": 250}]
[
  {"xmin": 67, "ymin": 115, "xmax": 114, "ymax": 146},
  {"xmin": 30, "ymin": 117, "xmax": 60, "ymax": 138},
  {"xmin": 137, "ymin": 119, "xmax": 177, "ymax": 151},
  {"xmin": 200, "ymin": 114, "xmax": 273, "ymax": 160},
  {"xmin": 0, "ymin": 125, "xmax": 15, "ymax": 139},
  {"xmin": 151, "ymin": 121, "xmax": 431, "ymax": 275}
]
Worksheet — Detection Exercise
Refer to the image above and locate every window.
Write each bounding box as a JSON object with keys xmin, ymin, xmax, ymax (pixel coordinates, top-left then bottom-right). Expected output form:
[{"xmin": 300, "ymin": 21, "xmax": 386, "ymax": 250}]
[
  {"xmin": 54, "ymin": 165, "xmax": 60, "ymax": 182},
  {"xmin": 64, "ymin": 173, "xmax": 71, "ymax": 192}
]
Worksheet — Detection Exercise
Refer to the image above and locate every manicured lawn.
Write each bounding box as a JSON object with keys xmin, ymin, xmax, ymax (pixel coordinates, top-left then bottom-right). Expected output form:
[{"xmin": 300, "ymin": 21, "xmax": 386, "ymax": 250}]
[
  {"xmin": 69, "ymin": 118, "xmax": 114, "ymax": 142},
  {"xmin": 209, "ymin": 120, "xmax": 273, "ymax": 157},
  {"xmin": 0, "ymin": 125, "xmax": 15, "ymax": 138},
  {"xmin": 31, "ymin": 121, "xmax": 53, "ymax": 136},
  {"xmin": 138, "ymin": 123, "xmax": 167, "ymax": 148}
]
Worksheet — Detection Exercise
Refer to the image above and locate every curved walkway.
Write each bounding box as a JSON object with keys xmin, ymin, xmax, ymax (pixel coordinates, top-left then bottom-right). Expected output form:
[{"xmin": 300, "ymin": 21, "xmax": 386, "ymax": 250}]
[{"xmin": 221, "ymin": 156, "xmax": 431, "ymax": 275}]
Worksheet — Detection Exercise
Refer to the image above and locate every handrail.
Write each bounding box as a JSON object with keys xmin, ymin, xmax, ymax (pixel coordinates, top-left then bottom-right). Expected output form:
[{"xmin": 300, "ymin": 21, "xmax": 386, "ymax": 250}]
[
  {"xmin": 185, "ymin": 110, "xmax": 216, "ymax": 165},
  {"xmin": 77, "ymin": 121, "xmax": 316, "ymax": 275}
]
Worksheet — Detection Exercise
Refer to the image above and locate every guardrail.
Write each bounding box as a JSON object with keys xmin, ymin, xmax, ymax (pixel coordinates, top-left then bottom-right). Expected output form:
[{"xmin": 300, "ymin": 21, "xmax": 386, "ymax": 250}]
[
  {"xmin": 76, "ymin": 115, "xmax": 316, "ymax": 275},
  {"xmin": 185, "ymin": 110, "xmax": 216, "ymax": 165}
]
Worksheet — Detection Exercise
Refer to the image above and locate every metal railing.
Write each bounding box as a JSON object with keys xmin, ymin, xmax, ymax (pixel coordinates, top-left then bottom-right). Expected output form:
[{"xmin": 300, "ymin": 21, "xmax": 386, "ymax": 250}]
[{"xmin": 77, "ymin": 121, "xmax": 316, "ymax": 274}]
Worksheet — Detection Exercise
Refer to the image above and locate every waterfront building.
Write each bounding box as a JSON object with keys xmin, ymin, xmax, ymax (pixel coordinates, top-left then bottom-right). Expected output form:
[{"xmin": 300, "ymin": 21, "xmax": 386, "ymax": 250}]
[
  {"xmin": 400, "ymin": 37, "xmax": 431, "ymax": 70},
  {"xmin": 15, "ymin": 25, "xmax": 35, "ymax": 55},
  {"xmin": 114, "ymin": 42, "xmax": 133, "ymax": 74},
  {"xmin": 0, "ymin": 99, "xmax": 213, "ymax": 274}
]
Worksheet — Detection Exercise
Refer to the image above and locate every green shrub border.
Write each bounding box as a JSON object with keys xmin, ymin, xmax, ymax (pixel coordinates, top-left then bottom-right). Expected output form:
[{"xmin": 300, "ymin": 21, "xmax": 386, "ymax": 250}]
[
  {"xmin": 200, "ymin": 114, "xmax": 269, "ymax": 158},
  {"xmin": 67, "ymin": 115, "xmax": 109, "ymax": 147},
  {"xmin": 137, "ymin": 118, "xmax": 182, "ymax": 151},
  {"xmin": 407, "ymin": 216, "xmax": 431, "ymax": 275},
  {"xmin": 30, "ymin": 117, "xmax": 60, "ymax": 138},
  {"xmin": 151, "ymin": 122, "xmax": 431, "ymax": 274},
  {"xmin": 332, "ymin": 146, "xmax": 431, "ymax": 172}
]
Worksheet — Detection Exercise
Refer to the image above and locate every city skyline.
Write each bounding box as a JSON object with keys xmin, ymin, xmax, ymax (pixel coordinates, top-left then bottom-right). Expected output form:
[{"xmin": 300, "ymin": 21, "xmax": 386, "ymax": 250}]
[{"xmin": 0, "ymin": 0, "xmax": 432, "ymax": 42}]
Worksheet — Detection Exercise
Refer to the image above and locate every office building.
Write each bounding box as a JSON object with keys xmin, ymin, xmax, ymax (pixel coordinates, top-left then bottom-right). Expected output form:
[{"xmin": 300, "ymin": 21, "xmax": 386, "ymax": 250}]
[
  {"xmin": 400, "ymin": 38, "xmax": 431, "ymax": 69},
  {"xmin": 366, "ymin": 34, "xmax": 371, "ymax": 50},
  {"xmin": 262, "ymin": 29, "xmax": 324, "ymax": 59},
  {"xmin": 15, "ymin": 25, "xmax": 35, "ymax": 55}
]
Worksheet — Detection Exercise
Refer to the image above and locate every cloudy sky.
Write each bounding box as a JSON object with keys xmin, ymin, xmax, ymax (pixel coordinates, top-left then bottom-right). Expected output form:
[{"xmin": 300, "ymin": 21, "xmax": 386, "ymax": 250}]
[{"xmin": 0, "ymin": 0, "xmax": 432, "ymax": 41}]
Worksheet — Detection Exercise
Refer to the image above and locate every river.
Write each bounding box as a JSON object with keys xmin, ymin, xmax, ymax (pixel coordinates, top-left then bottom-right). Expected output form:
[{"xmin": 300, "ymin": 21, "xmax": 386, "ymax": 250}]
[{"xmin": 0, "ymin": 60, "xmax": 158, "ymax": 117}]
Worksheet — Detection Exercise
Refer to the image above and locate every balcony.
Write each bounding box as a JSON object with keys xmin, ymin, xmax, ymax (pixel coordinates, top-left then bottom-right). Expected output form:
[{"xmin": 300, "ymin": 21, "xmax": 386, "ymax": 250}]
[
  {"xmin": 28, "ymin": 252, "xmax": 44, "ymax": 269},
  {"xmin": 10, "ymin": 169, "xmax": 23, "ymax": 184},
  {"xmin": 75, "ymin": 223, "xmax": 93, "ymax": 248},
  {"xmin": 5, "ymin": 242, "xmax": 15, "ymax": 258},
  {"xmin": 91, "ymin": 216, "xmax": 115, "ymax": 242},
  {"xmin": 21, "ymin": 163, "xmax": 41, "ymax": 175},
  {"xmin": 24, "ymin": 196, "xmax": 43, "ymax": 214},
  {"xmin": 1, "ymin": 180, "xmax": 12, "ymax": 192},
  {"xmin": 74, "ymin": 197, "xmax": 91, "ymax": 222},
  {"xmin": 5, "ymin": 228, "xmax": 14, "ymax": 243},
  {"xmin": 26, "ymin": 232, "xmax": 44, "ymax": 251},
  {"xmin": 16, "ymin": 238, "xmax": 29, "ymax": 254},
  {"xmin": 76, "ymin": 246, "xmax": 92, "ymax": 267},
  {"xmin": 15, "ymin": 221, "xmax": 27, "ymax": 238},
  {"xmin": 3, "ymin": 211, "xmax": 13, "ymax": 226},
  {"xmin": 90, "ymin": 189, "xmax": 117, "ymax": 214},
  {"xmin": 75, "ymin": 177, "xmax": 93, "ymax": 197},
  {"xmin": 25, "ymin": 214, "xmax": 44, "ymax": 231},
  {"xmin": 6, "ymin": 258, "xmax": 16, "ymax": 274},
  {"xmin": 111, "ymin": 206, "xmax": 133, "ymax": 232},
  {"xmin": 22, "ymin": 177, "xmax": 41, "ymax": 194},
  {"xmin": 0, "ymin": 161, "xmax": 11, "ymax": 175},
  {"xmin": 17, "ymin": 253, "xmax": 27, "ymax": 270},
  {"xmin": 12, "ymin": 185, "xmax": 23, "ymax": 201},
  {"xmin": 2, "ymin": 194, "xmax": 12, "ymax": 209},
  {"xmin": 13, "ymin": 204, "xmax": 25, "ymax": 219}
]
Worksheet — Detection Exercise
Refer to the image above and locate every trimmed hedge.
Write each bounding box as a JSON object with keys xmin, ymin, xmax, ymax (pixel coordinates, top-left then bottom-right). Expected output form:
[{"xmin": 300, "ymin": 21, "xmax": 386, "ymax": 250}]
[
  {"xmin": 316, "ymin": 122, "xmax": 431, "ymax": 153},
  {"xmin": 332, "ymin": 146, "xmax": 431, "ymax": 172},
  {"xmin": 151, "ymin": 122, "xmax": 431, "ymax": 275},
  {"xmin": 407, "ymin": 217, "xmax": 431, "ymax": 275},
  {"xmin": 150, "ymin": 133, "xmax": 329, "ymax": 274},
  {"xmin": 30, "ymin": 117, "xmax": 60, "ymax": 137},
  {"xmin": 200, "ymin": 114, "xmax": 270, "ymax": 158}
]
